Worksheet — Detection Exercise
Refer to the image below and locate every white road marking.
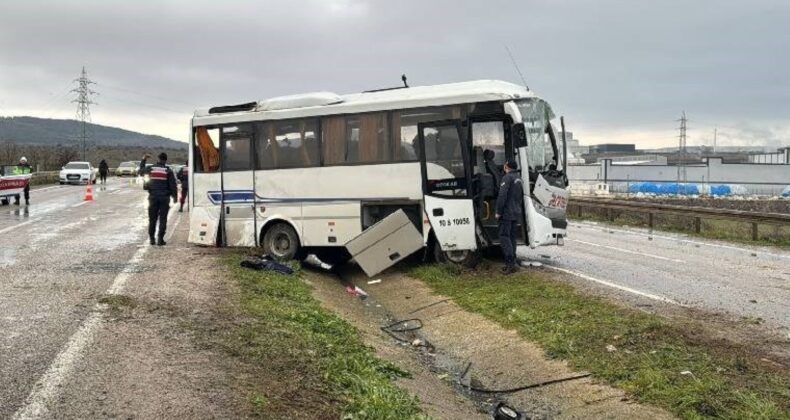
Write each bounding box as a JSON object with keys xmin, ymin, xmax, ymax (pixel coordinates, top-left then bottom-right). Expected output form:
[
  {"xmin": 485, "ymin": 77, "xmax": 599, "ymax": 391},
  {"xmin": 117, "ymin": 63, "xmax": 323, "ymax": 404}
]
[
  {"xmin": 544, "ymin": 264, "xmax": 686, "ymax": 307},
  {"xmin": 70, "ymin": 201, "xmax": 89, "ymax": 208},
  {"xmin": 31, "ymin": 186, "xmax": 65, "ymax": 193},
  {"xmin": 164, "ymin": 210, "xmax": 183, "ymax": 242},
  {"xmin": 0, "ymin": 219, "xmax": 38, "ymax": 235},
  {"xmin": 12, "ymin": 244, "xmax": 148, "ymax": 420},
  {"xmin": 567, "ymin": 238, "xmax": 685, "ymax": 263},
  {"xmin": 572, "ymin": 221, "xmax": 790, "ymax": 260},
  {"xmin": 12, "ymin": 209, "xmax": 180, "ymax": 420}
]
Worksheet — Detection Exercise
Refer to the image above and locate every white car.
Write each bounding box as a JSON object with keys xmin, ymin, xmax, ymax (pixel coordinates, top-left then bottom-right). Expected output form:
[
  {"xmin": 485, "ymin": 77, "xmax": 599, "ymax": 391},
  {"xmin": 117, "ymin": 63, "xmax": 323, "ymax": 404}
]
[
  {"xmin": 59, "ymin": 161, "xmax": 97, "ymax": 185},
  {"xmin": 116, "ymin": 161, "xmax": 140, "ymax": 177}
]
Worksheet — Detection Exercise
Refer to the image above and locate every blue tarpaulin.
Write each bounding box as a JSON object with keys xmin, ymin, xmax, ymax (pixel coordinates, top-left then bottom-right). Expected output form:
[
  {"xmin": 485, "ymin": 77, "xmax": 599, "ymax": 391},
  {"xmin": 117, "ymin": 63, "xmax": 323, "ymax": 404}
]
[{"xmin": 628, "ymin": 183, "xmax": 737, "ymax": 196}]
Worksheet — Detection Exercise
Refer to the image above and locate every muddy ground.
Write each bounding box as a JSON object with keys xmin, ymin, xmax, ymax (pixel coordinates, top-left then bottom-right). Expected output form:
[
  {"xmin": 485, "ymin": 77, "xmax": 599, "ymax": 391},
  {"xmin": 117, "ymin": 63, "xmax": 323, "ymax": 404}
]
[{"xmin": 305, "ymin": 263, "xmax": 675, "ymax": 420}]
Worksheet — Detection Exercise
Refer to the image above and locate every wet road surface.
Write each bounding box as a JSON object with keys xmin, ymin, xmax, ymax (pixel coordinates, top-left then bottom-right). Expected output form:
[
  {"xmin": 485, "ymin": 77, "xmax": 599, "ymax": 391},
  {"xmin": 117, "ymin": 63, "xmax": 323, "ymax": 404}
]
[
  {"xmin": 521, "ymin": 221, "xmax": 790, "ymax": 330},
  {"xmin": 0, "ymin": 179, "xmax": 155, "ymax": 418}
]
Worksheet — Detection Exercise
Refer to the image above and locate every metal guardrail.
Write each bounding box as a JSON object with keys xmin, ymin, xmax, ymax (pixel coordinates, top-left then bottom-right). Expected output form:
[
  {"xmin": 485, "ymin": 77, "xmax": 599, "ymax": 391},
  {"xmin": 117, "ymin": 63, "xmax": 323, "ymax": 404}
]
[{"xmin": 569, "ymin": 197, "xmax": 790, "ymax": 240}]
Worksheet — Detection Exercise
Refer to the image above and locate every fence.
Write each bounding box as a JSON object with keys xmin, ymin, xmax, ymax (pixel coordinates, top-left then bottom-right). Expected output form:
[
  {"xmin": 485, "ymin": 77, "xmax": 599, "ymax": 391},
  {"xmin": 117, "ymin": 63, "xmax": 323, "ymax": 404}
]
[
  {"xmin": 568, "ymin": 157, "xmax": 790, "ymax": 196},
  {"xmin": 569, "ymin": 197, "xmax": 790, "ymax": 240}
]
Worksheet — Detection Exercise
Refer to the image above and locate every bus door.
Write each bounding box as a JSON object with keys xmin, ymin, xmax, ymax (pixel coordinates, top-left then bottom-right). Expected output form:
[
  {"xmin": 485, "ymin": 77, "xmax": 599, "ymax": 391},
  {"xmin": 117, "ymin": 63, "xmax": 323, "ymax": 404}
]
[
  {"xmin": 417, "ymin": 120, "xmax": 477, "ymax": 252},
  {"xmin": 468, "ymin": 116, "xmax": 520, "ymax": 245},
  {"xmin": 220, "ymin": 125, "xmax": 257, "ymax": 247}
]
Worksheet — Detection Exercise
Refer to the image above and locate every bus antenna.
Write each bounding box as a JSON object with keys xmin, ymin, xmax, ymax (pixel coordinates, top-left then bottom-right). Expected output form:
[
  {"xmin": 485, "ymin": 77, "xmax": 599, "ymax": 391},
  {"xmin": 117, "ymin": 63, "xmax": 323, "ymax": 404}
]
[
  {"xmin": 401, "ymin": 74, "xmax": 409, "ymax": 88},
  {"xmin": 505, "ymin": 45, "xmax": 530, "ymax": 91}
]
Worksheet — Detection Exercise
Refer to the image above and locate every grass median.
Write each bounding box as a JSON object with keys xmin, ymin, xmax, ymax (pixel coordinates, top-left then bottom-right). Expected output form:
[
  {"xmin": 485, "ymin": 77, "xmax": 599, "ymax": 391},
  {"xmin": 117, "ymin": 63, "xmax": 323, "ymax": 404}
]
[
  {"xmin": 412, "ymin": 264, "xmax": 790, "ymax": 419},
  {"xmin": 222, "ymin": 254, "xmax": 426, "ymax": 419}
]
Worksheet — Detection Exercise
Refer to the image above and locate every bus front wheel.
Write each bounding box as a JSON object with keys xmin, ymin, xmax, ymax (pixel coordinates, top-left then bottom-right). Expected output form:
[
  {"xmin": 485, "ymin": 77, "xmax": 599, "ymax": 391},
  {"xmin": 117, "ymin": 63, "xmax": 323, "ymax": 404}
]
[
  {"xmin": 263, "ymin": 223, "xmax": 300, "ymax": 261},
  {"xmin": 432, "ymin": 241, "xmax": 481, "ymax": 268}
]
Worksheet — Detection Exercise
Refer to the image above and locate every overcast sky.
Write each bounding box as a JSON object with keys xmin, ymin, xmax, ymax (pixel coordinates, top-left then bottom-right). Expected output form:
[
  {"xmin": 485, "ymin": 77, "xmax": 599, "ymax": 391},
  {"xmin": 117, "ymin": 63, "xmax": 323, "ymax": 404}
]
[{"xmin": 1, "ymin": 0, "xmax": 788, "ymax": 148}]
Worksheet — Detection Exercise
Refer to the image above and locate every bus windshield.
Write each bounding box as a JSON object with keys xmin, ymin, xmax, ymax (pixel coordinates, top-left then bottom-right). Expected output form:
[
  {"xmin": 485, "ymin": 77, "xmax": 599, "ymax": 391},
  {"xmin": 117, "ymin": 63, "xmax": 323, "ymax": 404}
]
[{"xmin": 516, "ymin": 99, "xmax": 563, "ymax": 172}]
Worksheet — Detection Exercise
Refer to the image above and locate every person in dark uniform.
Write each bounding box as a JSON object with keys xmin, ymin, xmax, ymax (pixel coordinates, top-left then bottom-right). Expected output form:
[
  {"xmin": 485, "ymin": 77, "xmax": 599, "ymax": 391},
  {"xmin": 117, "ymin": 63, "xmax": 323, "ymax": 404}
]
[
  {"xmin": 13, "ymin": 156, "xmax": 32, "ymax": 205},
  {"xmin": 98, "ymin": 159, "xmax": 109, "ymax": 184},
  {"xmin": 495, "ymin": 160, "xmax": 524, "ymax": 275},
  {"xmin": 176, "ymin": 164, "xmax": 188, "ymax": 212},
  {"xmin": 139, "ymin": 153, "xmax": 178, "ymax": 246}
]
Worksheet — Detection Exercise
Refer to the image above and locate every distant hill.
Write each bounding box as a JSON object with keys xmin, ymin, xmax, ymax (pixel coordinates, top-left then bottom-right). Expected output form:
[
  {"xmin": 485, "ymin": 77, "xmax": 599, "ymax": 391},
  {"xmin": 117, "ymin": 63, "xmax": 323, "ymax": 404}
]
[{"xmin": 0, "ymin": 116, "xmax": 186, "ymax": 149}]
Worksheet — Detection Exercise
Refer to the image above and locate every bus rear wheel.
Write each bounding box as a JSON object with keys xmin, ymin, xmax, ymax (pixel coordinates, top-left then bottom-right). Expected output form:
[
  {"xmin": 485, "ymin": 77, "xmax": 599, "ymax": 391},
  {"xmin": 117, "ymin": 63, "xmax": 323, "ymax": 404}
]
[
  {"xmin": 263, "ymin": 223, "xmax": 300, "ymax": 261},
  {"xmin": 432, "ymin": 241, "xmax": 481, "ymax": 268}
]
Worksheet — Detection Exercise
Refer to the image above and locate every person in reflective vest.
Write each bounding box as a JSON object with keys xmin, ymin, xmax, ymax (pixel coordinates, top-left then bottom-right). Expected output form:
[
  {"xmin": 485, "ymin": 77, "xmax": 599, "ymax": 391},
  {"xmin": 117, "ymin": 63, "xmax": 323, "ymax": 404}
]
[
  {"xmin": 13, "ymin": 156, "xmax": 32, "ymax": 205},
  {"xmin": 139, "ymin": 153, "xmax": 178, "ymax": 246}
]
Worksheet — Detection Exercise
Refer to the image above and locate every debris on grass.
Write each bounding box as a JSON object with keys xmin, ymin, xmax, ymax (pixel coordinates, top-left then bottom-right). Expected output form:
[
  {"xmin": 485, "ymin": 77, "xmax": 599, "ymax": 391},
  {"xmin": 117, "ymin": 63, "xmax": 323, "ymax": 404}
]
[{"xmin": 223, "ymin": 254, "xmax": 424, "ymax": 419}]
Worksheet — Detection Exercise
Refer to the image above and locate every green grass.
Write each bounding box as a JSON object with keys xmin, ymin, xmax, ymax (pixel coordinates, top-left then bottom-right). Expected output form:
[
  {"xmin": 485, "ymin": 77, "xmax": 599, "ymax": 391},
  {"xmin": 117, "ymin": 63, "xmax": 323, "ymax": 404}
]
[
  {"xmin": 223, "ymin": 254, "xmax": 426, "ymax": 419},
  {"xmin": 571, "ymin": 210, "xmax": 790, "ymax": 248},
  {"xmin": 411, "ymin": 264, "xmax": 790, "ymax": 419}
]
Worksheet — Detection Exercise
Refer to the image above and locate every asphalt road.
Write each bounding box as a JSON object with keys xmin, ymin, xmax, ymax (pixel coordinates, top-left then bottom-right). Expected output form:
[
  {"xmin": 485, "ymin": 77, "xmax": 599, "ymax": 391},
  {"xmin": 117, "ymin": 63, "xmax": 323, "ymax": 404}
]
[
  {"xmin": 0, "ymin": 178, "xmax": 156, "ymax": 418},
  {"xmin": 2, "ymin": 179, "xmax": 787, "ymax": 417},
  {"xmin": 521, "ymin": 220, "xmax": 790, "ymax": 330}
]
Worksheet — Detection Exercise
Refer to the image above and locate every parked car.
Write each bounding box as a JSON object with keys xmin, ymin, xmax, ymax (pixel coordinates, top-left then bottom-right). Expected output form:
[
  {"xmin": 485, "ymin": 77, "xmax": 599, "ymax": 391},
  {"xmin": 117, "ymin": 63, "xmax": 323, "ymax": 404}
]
[
  {"xmin": 116, "ymin": 161, "xmax": 140, "ymax": 177},
  {"xmin": 59, "ymin": 161, "xmax": 96, "ymax": 185}
]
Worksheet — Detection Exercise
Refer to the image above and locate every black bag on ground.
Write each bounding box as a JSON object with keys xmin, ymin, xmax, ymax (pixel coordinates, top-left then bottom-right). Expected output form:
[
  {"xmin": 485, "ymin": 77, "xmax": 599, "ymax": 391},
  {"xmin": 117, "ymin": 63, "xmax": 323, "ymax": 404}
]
[{"xmin": 240, "ymin": 256, "xmax": 294, "ymax": 275}]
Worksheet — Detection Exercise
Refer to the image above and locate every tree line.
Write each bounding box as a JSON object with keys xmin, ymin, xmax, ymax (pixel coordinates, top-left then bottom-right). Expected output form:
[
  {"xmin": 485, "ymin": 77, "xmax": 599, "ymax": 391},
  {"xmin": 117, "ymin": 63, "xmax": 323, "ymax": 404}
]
[{"xmin": 0, "ymin": 141, "xmax": 188, "ymax": 171}]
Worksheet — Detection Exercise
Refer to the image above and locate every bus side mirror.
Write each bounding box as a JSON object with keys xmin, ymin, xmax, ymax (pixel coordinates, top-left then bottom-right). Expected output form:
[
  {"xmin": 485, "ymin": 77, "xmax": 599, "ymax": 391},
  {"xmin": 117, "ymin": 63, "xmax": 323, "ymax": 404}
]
[{"xmin": 513, "ymin": 124, "xmax": 527, "ymax": 148}]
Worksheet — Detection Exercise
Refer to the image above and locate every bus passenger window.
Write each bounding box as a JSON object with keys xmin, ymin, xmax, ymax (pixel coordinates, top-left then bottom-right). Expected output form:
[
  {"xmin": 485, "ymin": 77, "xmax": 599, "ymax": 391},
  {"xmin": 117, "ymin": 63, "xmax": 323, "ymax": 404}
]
[
  {"xmin": 194, "ymin": 127, "xmax": 220, "ymax": 173},
  {"xmin": 223, "ymin": 137, "xmax": 252, "ymax": 171},
  {"xmin": 391, "ymin": 106, "xmax": 460, "ymax": 162},
  {"xmin": 322, "ymin": 112, "xmax": 389, "ymax": 165},
  {"xmin": 254, "ymin": 120, "xmax": 319, "ymax": 170}
]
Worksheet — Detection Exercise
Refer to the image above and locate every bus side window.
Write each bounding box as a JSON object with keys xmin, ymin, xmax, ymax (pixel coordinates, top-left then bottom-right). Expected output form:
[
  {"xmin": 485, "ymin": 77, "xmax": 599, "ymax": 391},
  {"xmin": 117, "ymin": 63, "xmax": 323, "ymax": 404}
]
[
  {"xmin": 322, "ymin": 112, "xmax": 389, "ymax": 165},
  {"xmin": 256, "ymin": 119, "xmax": 319, "ymax": 169},
  {"xmin": 390, "ymin": 106, "xmax": 461, "ymax": 162},
  {"xmin": 223, "ymin": 138, "xmax": 252, "ymax": 171},
  {"xmin": 194, "ymin": 127, "xmax": 220, "ymax": 173}
]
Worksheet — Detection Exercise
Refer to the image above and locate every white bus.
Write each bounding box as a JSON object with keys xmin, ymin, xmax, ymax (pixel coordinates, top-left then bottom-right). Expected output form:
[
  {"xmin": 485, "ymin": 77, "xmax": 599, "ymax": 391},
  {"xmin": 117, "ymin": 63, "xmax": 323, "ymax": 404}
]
[{"xmin": 187, "ymin": 80, "xmax": 569, "ymax": 271}]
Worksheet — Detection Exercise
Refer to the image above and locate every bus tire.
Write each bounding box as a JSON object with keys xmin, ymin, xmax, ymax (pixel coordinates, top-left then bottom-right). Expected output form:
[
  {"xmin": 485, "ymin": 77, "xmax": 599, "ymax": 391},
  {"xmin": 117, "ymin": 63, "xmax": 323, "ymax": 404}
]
[
  {"xmin": 262, "ymin": 223, "xmax": 301, "ymax": 261},
  {"xmin": 432, "ymin": 240, "xmax": 481, "ymax": 268}
]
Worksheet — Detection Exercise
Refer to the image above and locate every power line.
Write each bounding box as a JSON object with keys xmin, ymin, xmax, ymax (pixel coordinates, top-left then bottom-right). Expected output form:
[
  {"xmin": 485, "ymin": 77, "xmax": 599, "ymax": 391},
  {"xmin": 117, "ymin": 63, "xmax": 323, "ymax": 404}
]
[
  {"xmin": 96, "ymin": 82, "xmax": 195, "ymax": 107},
  {"xmin": 71, "ymin": 66, "xmax": 97, "ymax": 160},
  {"xmin": 99, "ymin": 92, "xmax": 190, "ymax": 115}
]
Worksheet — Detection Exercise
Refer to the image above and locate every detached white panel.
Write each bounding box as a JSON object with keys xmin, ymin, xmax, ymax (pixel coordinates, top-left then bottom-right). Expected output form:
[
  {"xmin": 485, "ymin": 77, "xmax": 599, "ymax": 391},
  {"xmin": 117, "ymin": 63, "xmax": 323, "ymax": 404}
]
[{"xmin": 345, "ymin": 210, "xmax": 423, "ymax": 277}]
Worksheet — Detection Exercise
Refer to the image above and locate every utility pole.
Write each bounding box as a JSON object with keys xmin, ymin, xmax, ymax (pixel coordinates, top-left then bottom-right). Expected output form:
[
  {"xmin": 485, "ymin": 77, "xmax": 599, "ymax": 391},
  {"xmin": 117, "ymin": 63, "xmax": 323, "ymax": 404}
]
[
  {"xmin": 676, "ymin": 111, "xmax": 688, "ymax": 194},
  {"xmin": 71, "ymin": 66, "xmax": 97, "ymax": 161}
]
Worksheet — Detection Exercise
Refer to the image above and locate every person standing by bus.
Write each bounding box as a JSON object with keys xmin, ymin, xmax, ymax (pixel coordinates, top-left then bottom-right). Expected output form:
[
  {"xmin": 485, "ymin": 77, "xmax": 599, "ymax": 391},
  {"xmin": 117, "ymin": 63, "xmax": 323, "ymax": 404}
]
[
  {"xmin": 495, "ymin": 160, "xmax": 524, "ymax": 275},
  {"xmin": 139, "ymin": 153, "xmax": 178, "ymax": 246},
  {"xmin": 13, "ymin": 156, "xmax": 32, "ymax": 205},
  {"xmin": 176, "ymin": 164, "xmax": 188, "ymax": 212},
  {"xmin": 98, "ymin": 159, "xmax": 109, "ymax": 184}
]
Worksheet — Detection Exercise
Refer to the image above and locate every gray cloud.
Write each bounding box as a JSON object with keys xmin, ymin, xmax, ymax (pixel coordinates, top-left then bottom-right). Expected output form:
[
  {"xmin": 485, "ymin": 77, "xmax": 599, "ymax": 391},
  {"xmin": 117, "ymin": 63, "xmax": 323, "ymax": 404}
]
[{"xmin": 1, "ymin": 0, "xmax": 788, "ymax": 147}]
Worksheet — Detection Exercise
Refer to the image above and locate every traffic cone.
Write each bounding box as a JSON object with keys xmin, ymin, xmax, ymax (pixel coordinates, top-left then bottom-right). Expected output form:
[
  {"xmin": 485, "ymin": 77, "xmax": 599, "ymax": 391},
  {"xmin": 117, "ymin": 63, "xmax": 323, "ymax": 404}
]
[{"xmin": 84, "ymin": 179, "xmax": 94, "ymax": 201}]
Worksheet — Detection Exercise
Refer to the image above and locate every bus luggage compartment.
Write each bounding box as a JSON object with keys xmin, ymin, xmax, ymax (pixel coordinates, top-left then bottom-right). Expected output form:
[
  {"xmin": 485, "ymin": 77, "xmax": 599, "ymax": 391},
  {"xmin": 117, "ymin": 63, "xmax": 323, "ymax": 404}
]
[{"xmin": 345, "ymin": 209, "xmax": 423, "ymax": 277}]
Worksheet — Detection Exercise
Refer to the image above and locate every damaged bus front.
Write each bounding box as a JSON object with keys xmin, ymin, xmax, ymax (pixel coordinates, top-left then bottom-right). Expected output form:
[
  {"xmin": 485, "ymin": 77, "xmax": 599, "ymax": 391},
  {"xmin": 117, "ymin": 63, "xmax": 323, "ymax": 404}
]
[{"xmin": 516, "ymin": 99, "xmax": 569, "ymax": 247}]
